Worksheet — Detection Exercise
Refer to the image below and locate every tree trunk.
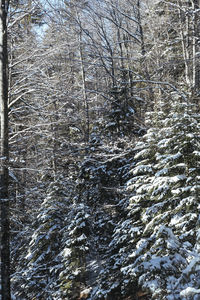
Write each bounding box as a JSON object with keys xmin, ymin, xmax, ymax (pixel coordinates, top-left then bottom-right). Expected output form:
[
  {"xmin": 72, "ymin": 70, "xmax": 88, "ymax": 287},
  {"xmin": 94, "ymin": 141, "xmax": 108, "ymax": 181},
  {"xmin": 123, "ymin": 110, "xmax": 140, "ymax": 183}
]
[
  {"xmin": 177, "ymin": 0, "xmax": 191, "ymax": 87},
  {"xmin": 79, "ymin": 31, "xmax": 90, "ymax": 145},
  {"xmin": 192, "ymin": 0, "xmax": 200, "ymax": 93},
  {"xmin": 137, "ymin": 0, "xmax": 154, "ymax": 108},
  {"xmin": 0, "ymin": 0, "xmax": 11, "ymax": 299}
]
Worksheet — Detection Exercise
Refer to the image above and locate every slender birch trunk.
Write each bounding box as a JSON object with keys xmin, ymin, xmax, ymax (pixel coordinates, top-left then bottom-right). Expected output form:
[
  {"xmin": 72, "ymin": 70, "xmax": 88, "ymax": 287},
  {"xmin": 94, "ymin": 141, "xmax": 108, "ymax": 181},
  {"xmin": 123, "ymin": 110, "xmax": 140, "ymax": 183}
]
[
  {"xmin": 178, "ymin": 0, "xmax": 191, "ymax": 87},
  {"xmin": 192, "ymin": 0, "xmax": 200, "ymax": 92},
  {"xmin": 137, "ymin": 0, "xmax": 154, "ymax": 108},
  {"xmin": 79, "ymin": 31, "xmax": 90, "ymax": 145},
  {"xmin": 0, "ymin": 0, "xmax": 11, "ymax": 299}
]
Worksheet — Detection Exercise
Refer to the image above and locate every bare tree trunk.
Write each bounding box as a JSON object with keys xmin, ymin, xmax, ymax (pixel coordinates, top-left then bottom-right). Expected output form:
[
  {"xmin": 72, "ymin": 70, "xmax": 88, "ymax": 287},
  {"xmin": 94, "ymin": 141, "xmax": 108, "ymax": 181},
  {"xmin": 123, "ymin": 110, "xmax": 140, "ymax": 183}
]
[
  {"xmin": 178, "ymin": 0, "xmax": 191, "ymax": 87},
  {"xmin": 192, "ymin": 0, "xmax": 200, "ymax": 93},
  {"xmin": 0, "ymin": 0, "xmax": 11, "ymax": 299},
  {"xmin": 51, "ymin": 101, "xmax": 58, "ymax": 178},
  {"xmin": 79, "ymin": 31, "xmax": 90, "ymax": 145},
  {"xmin": 137, "ymin": 0, "xmax": 154, "ymax": 108}
]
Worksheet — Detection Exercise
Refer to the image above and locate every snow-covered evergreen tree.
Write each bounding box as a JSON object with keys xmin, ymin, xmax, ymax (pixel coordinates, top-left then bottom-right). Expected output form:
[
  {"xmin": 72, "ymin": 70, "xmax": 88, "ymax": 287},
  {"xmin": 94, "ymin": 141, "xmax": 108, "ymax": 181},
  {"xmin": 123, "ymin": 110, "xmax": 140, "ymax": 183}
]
[
  {"xmin": 14, "ymin": 176, "xmax": 70, "ymax": 299},
  {"xmin": 57, "ymin": 202, "xmax": 91, "ymax": 300},
  {"xmin": 87, "ymin": 142, "xmax": 137, "ymax": 300},
  {"xmin": 114, "ymin": 95, "xmax": 200, "ymax": 299}
]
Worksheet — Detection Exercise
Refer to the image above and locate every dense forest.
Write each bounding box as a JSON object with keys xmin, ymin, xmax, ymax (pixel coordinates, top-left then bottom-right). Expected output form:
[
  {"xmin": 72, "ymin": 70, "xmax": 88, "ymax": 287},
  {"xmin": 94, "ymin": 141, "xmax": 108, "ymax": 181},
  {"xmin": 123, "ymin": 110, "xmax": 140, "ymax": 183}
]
[{"xmin": 0, "ymin": 0, "xmax": 200, "ymax": 299}]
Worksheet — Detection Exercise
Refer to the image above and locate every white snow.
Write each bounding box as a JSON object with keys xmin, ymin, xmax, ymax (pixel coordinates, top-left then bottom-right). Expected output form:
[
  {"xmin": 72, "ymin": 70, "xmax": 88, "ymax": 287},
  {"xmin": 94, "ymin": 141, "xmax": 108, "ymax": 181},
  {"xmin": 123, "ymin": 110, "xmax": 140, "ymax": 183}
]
[
  {"xmin": 180, "ymin": 287, "xmax": 200, "ymax": 297},
  {"xmin": 62, "ymin": 248, "xmax": 71, "ymax": 257}
]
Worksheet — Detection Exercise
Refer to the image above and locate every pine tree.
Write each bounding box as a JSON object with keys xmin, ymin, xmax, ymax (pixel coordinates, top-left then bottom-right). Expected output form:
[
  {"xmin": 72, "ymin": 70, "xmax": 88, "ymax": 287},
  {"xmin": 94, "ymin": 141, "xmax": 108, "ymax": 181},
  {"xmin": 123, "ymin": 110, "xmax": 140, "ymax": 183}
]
[
  {"xmin": 58, "ymin": 202, "xmax": 91, "ymax": 300},
  {"xmin": 115, "ymin": 95, "xmax": 200, "ymax": 299},
  {"xmin": 13, "ymin": 177, "xmax": 69, "ymax": 299}
]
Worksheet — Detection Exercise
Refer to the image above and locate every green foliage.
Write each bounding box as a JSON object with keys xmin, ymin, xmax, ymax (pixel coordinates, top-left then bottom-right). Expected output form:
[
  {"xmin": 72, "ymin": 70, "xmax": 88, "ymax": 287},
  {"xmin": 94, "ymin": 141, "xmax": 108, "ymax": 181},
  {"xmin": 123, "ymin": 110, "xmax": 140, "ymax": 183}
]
[
  {"xmin": 9, "ymin": 0, "xmax": 200, "ymax": 299},
  {"xmin": 12, "ymin": 177, "xmax": 69, "ymax": 299},
  {"xmin": 110, "ymin": 95, "xmax": 200, "ymax": 299},
  {"xmin": 58, "ymin": 203, "xmax": 91, "ymax": 299}
]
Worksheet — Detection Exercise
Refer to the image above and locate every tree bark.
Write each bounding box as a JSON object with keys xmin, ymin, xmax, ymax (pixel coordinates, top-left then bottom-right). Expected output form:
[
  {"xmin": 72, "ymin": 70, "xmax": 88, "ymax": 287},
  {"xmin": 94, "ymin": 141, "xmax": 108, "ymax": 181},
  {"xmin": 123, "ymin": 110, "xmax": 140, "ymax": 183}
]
[
  {"xmin": 79, "ymin": 30, "xmax": 90, "ymax": 145},
  {"xmin": 177, "ymin": 0, "xmax": 191, "ymax": 87},
  {"xmin": 0, "ymin": 0, "xmax": 11, "ymax": 299},
  {"xmin": 192, "ymin": 0, "xmax": 200, "ymax": 92}
]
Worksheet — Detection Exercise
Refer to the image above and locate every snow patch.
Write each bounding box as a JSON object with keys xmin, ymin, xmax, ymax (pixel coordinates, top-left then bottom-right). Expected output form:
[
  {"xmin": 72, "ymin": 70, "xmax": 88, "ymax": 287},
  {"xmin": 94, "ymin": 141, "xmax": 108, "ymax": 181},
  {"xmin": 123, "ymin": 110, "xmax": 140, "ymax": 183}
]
[{"xmin": 180, "ymin": 287, "xmax": 200, "ymax": 297}]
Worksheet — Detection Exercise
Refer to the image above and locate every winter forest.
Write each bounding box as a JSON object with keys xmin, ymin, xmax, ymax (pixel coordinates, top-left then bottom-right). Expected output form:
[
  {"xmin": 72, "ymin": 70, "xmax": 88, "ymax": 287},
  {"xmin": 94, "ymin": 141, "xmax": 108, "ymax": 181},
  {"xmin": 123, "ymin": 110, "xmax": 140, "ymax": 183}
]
[{"xmin": 0, "ymin": 0, "xmax": 200, "ymax": 299}]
